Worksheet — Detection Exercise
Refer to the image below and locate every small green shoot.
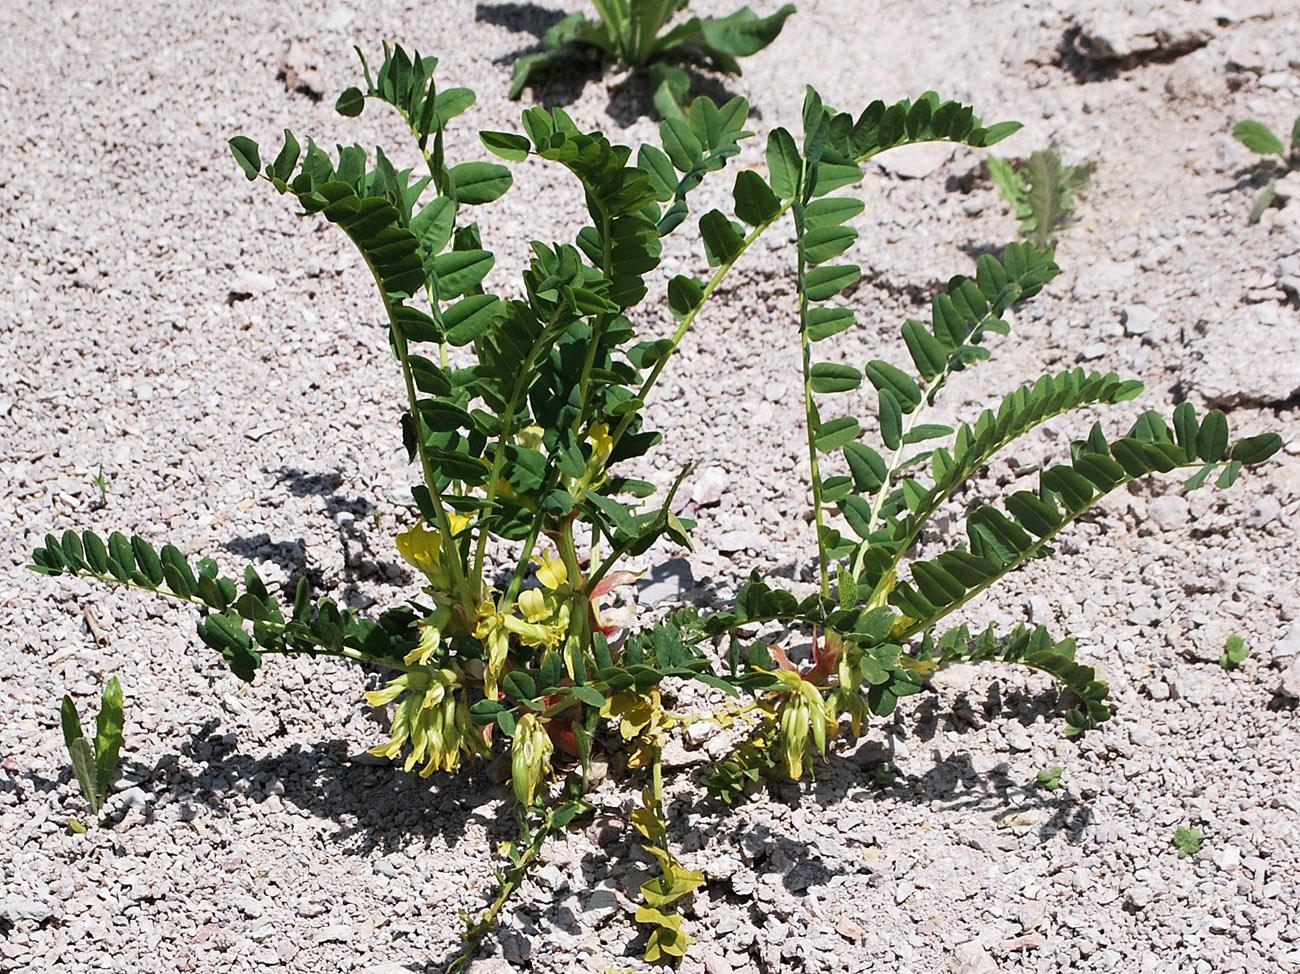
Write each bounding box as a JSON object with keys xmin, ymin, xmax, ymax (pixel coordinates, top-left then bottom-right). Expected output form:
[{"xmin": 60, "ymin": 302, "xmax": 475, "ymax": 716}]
[
  {"xmin": 1035, "ymin": 765, "xmax": 1063, "ymax": 791},
  {"xmin": 1219, "ymin": 634, "xmax": 1250, "ymax": 671},
  {"xmin": 988, "ymin": 149, "xmax": 1094, "ymax": 249},
  {"xmin": 60, "ymin": 676, "xmax": 125, "ymax": 820},
  {"xmin": 1173, "ymin": 826, "xmax": 1203, "ymax": 859},
  {"xmin": 91, "ymin": 465, "xmax": 109, "ymax": 508},
  {"xmin": 1231, "ymin": 117, "xmax": 1300, "ymax": 223},
  {"xmin": 872, "ymin": 763, "xmax": 897, "ymax": 788}
]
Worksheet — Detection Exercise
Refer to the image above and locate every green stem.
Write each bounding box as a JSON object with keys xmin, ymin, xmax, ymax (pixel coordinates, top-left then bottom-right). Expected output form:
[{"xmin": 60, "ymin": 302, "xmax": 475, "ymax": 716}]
[
  {"xmin": 587, "ymin": 463, "xmax": 691, "ymax": 591},
  {"xmin": 572, "ymin": 205, "xmax": 614, "ymax": 434},
  {"xmin": 793, "ymin": 191, "xmax": 831, "ymax": 601},
  {"xmin": 447, "ymin": 810, "xmax": 553, "ymax": 974},
  {"xmin": 383, "ymin": 286, "xmax": 479, "ymax": 616}
]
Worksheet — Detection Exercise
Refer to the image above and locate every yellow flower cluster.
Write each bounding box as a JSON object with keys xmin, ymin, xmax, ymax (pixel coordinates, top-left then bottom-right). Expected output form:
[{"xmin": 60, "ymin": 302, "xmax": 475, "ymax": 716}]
[
  {"xmin": 772, "ymin": 670, "xmax": 834, "ymax": 781},
  {"xmin": 363, "ymin": 666, "xmax": 485, "ymax": 777},
  {"xmin": 475, "ymin": 550, "xmax": 572, "ymax": 698}
]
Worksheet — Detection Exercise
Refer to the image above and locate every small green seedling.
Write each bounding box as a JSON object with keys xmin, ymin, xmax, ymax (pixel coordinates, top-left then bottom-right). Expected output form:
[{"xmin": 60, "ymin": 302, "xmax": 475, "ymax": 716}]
[
  {"xmin": 60, "ymin": 676, "xmax": 125, "ymax": 824},
  {"xmin": 1219, "ymin": 634, "xmax": 1250, "ymax": 671},
  {"xmin": 1232, "ymin": 117, "xmax": 1300, "ymax": 223},
  {"xmin": 872, "ymin": 763, "xmax": 897, "ymax": 788},
  {"xmin": 91, "ymin": 465, "xmax": 109, "ymax": 508},
  {"xmin": 1035, "ymin": 765, "xmax": 1063, "ymax": 791},
  {"xmin": 1173, "ymin": 826, "xmax": 1203, "ymax": 858},
  {"xmin": 988, "ymin": 149, "xmax": 1094, "ymax": 249},
  {"xmin": 507, "ymin": 0, "xmax": 794, "ymax": 116}
]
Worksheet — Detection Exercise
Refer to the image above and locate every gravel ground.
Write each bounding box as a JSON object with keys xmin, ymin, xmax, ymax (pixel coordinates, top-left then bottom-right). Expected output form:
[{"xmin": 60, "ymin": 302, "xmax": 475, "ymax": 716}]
[{"xmin": 3, "ymin": 1, "xmax": 1300, "ymax": 972}]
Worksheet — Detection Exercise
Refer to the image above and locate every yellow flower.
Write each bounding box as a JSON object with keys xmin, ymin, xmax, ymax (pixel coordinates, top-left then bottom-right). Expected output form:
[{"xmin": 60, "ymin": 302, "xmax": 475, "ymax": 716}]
[
  {"xmin": 362, "ymin": 669, "xmax": 431, "ymax": 709},
  {"xmin": 394, "ymin": 515, "xmax": 472, "ymax": 592},
  {"xmin": 516, "ymin": 425, "xmax": 544, "ymax": 451},
  {"xmin": 774, "ymin": 677, "xmax": 834, "ymax": 780},
  {"xmin": 403, "ymin": 602, "xmax": 452, "ymax": 666},
  {"xmin": 588, "ymin": 422, "xmax": 612, "ymax": 463},
  {"xmin": 474, "ymin": 607, "xmax": 512, "ymax": 700},
  {"xmin": 517, "ymin": 588, "xmax": 549, "ymax": 623},
  {"xmin": 534, "ymin": 550, "xmax": 568, "ymax": 591},
  {"xmin": 365, "ymin": 667, "xmax": 469, "ymax": 777}
]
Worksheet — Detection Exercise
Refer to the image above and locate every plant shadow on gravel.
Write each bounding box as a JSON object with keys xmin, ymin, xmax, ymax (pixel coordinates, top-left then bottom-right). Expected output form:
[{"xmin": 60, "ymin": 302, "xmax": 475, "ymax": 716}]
[
  {"xmin": 117, "ymin": 719, "xmax": 515, "ymax": 857},
  {"xmin": 223, "ymin": 466, "xmax": 414, "ymax": 602},
  {"xmin": 475, "ymin": 1, "xmax": 569, "ymax": 40}
]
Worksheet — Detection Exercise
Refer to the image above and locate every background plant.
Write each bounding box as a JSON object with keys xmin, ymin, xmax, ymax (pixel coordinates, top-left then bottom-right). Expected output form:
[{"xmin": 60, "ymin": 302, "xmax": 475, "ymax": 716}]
[
  {"xmin": 1174, "ymin": 826, "xmax": 1203, "ymax": 858},
  {"xmin": 59, "ymin": 676, "xmax": 124, "ymax": 828},
  {"xmin": 1232, "ymin": 116, "xmax": 1300, "ymax": 223},
  {"xmin": 1219, "ymin": 633, "xmax": 1250, "ymax": 671},
  {"xmin": 988, "ymin": 148, "xmax": 1094, "ymax": 249},
  {"xmin": 30, "ymin": 43, "xmax": 1282, "ymax": 966},
  {"xmin": 507, "ymin": 0, "xmax": 795, "ymax": 116}
]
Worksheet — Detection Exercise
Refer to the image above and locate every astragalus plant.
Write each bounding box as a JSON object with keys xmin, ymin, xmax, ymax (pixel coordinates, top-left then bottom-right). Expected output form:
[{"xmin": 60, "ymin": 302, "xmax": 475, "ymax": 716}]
[{"xmin": 31, "ymin": 43, "xmax": 1282, "ymax": 966}]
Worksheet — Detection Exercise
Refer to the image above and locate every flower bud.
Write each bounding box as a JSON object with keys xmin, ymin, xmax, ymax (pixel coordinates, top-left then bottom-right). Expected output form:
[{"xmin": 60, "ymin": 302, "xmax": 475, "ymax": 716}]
[{"xmin": 510, "ymin": 712, "xmax": 554, "ymax": 806}]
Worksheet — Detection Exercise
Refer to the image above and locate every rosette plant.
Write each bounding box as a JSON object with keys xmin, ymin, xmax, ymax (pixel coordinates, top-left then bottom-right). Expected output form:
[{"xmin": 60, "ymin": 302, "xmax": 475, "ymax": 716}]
[
  {"xmin": 31, "ymin": 43, "xmax": 1282, "ymax": 965},
  {"xmin": 507, "ymin": 0, "xmax": 796, "ymax": 116}
]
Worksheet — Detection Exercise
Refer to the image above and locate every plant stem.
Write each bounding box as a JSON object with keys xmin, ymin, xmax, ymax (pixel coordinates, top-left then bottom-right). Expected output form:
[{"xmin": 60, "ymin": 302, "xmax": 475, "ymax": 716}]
[
  {"xmin": 447, "ymin": 806, "xmax": 563, "ymax": 974},
  {"xmin": 793, "ymin": 191, "xmax": 832, "ymax": 601}
]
